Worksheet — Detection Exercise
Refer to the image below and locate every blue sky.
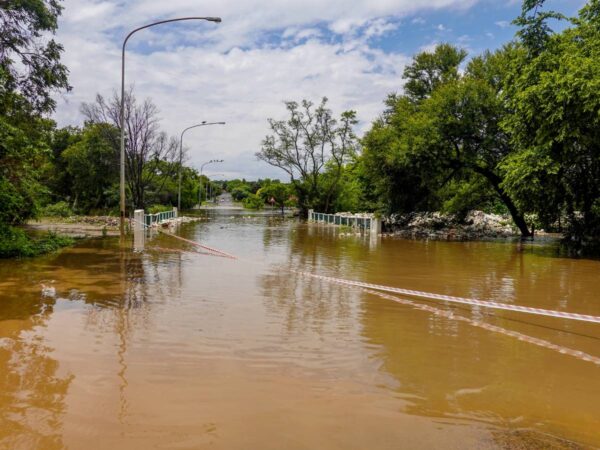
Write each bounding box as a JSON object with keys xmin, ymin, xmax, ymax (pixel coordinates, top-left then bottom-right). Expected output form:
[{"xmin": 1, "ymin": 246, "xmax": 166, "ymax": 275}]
[{"xmin": 54, "ymin": 0, "xmax": 588, "ymax": 180}]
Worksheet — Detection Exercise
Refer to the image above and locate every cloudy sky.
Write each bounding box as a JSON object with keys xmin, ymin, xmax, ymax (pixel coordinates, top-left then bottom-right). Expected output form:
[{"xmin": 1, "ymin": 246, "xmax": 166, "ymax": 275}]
[{"xmin": 53, "ymin": 0, "xmax": 585, "ymax": 180}]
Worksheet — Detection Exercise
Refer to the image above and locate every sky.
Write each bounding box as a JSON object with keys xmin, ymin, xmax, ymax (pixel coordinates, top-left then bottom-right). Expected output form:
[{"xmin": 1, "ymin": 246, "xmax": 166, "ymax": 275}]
[{"xmin": 53, "ymin": 0, "xmax": 586, "ymax": 180}]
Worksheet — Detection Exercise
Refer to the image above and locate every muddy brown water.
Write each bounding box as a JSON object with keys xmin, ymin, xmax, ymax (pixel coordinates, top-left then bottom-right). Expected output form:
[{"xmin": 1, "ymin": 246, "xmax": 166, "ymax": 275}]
[{"xmin": 1, "ymin": 211, "xmax": 599, "ymax": 449}]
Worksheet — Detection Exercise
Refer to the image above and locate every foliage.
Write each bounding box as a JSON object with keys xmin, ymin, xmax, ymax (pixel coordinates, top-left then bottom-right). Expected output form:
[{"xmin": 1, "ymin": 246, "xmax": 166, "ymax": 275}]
[
  {"xmin": 0, "ymin": 0, "xmax": 70, "ymax": 243},
  {"xmin": 360, "ymin": 43, "xmax": 533, "ymax": 236},
  {"xmin": 231, "ymin": 186, "xmax": 251, "ymax": 202},
  {"xmin": 502, "ymin": 0, "xmax": 600, "ymax": 242},
  {"xmin": 0, "ymin": 114, "xmax": 55, "ymax": 224},
  {"xmin": 0, "ymin": 224, "xmax": 73, "ymax": 258},
  {"xmin": 257, "ymin": 181, "xmax": 290, "ymax": 213},
  {"xmin": 81, "ymin": 88, "xmax": 178, "ymax": 209},
  {"xmin": 147, "ymin": 204, "xmax": 172, "ymax": 214},
  {"xmin": 513, "ymin": 0, "xmax": 565, "ymax": 56},
  {"xmin": 60, "ymin": 123, "xmax": 119, "ymax": 212},
  {"xmin": 0, "ymin": 0, "xmax": 70, "ymax": 114},
  {"xmin": 242, "ymin": 193, "xmax": 264, "ymax": 210},
  {"xmin": 258, "ymin": 98, "xmax": 358, "ymax": 215},
  {"xmin": 143, "ymin": 161, "xmax": 201, "ymax": 209},
  {"xmin": 40, "ymin": 201, "xmax": 73, "ymax": 217}
]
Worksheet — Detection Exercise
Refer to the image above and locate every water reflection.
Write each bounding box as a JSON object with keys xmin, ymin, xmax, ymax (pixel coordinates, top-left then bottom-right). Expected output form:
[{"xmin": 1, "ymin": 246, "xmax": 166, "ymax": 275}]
[
  {"xmin": 0, "ymin": 237, "xmax": 186, "ymax": 447},
  {"xmin": 0, "ymin": 293, "xmax": 73, "ymax": 449},
  {"xmin": 261, "ymin": 223, "xmax": 600, "ymax": 446}
]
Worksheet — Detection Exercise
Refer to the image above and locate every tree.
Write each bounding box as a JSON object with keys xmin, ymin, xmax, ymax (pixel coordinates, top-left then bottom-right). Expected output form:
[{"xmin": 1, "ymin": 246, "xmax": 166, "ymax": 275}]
[
  {"xmin": 0, "ymin": 115, "xmax": 54, "ymax": 224},
  {"xmin": 0, "ymin": 0, "xmax": 70, "ymax": 226},
  {"xmin": 257, "ymin": 98, "xmax": 358, "ymax": 215},
  {"xmin": 258, "ymin": 182, "xmax": 290, "ymax": 214},
  {"xmin": 361, "ymin": 44, "xmax": 533, "ymax": 236},
  {"xmin": 61, "ymin": 123, "xmax": 119, "ymax": 212},
  {"xmin": 502, "ymin": 0, "xmax": 600, "ymax": 243},
  {"xmin": 402, "ymin": 43, "xmax": 467, "ymax": 103},
  {"xmin": 81, "ymin": 89, "xmax": 179, "ymax": 209},
  {"xmin": 0, "ymin": 0, "xmax": 70, "ymax": 114},
  {"xmin": 145, "ymin": 161, "xmax": 200, "ymax": 209},
  {"xmin": 513, "ymin": 0, "xmax": 565, "ymax": 56}
]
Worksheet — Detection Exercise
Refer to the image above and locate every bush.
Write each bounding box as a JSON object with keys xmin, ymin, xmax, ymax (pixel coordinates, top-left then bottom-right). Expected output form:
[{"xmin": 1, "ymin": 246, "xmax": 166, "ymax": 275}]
[
  {"xmin": 242, "ymin": 193, "xmax": 264, "ymax": 210},
  {"xmin": 231, "ymin": 187, "xmax": 251, "ymax": 202},
  {"xmin": 147, "ymin": 204, "xmax": 172, "ymax": 214},
  {"xmin": 41, "ymin": 201, "xmax": 73, "ymax": 218},
  {"xmin": 0, "ymin": 225, "xmax": 74, "ymax": 258}
]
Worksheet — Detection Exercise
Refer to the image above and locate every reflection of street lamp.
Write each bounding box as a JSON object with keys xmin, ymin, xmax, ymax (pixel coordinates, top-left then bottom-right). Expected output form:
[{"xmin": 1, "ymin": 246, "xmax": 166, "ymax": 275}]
[
  {"xmin": 178, "ymin": 122, "xmax": 225, "ymax": 211},
  {"xmin": 199, "ymin": 160, "xmax": 223, "ymax": 205},
  {"xmin": 119, "ymin": 16, "xmax": 222, "ymax": 239}
]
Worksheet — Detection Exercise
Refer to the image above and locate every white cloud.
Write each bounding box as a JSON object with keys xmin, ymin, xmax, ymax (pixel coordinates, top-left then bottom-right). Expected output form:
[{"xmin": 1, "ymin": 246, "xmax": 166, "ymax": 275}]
[
  {"xmin": 495, "ymin": 20, "xmax": 510, "ymax": 28},
  {"xmin": 53, "ymin": 0, "xmax": 481, "ymax": 179}
]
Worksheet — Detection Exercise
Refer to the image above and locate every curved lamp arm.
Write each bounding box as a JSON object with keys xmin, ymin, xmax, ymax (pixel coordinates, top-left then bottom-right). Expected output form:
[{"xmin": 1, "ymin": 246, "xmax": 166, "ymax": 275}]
[
  {"xmin": 178, "ymin": 122, "xmax": 226, "ymax": 209},
  {"xmin": 119, "ymin": 16, "xmax": 222, "ymax": 237}
]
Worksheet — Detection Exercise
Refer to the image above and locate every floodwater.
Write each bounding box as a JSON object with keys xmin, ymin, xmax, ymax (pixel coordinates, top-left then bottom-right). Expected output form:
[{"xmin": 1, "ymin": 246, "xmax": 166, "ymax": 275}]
[{"xmin": 1, "ymin": 212, "xmax": 599, "ymax": 449}]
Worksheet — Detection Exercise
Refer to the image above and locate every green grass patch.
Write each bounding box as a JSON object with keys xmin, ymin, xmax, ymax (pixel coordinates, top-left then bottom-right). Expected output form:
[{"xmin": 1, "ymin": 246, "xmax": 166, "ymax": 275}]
[{"xmin": 0, "ymin": 224, "xmax": 74, "ymax": 258}]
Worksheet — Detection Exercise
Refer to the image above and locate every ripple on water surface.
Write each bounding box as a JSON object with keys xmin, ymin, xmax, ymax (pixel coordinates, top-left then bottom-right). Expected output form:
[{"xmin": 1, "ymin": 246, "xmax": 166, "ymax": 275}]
[{"xmin": 0, "ymin": 215, "xmax": 599, "ymax": 449}]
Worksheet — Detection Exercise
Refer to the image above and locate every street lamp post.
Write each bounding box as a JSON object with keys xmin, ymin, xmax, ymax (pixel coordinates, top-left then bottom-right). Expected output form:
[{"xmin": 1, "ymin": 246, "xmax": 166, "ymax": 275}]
[
  {"xmin": 204, "ymin": 173, "xmax": 225, "ymax": 203},
  {"xmin": 178, "ymin": 122, "xmax": 225, "ymax": 211},
  {"xmin": 120, "ymin": 16, "xmax": 222, "ymax": 239},
  {"xmin": 199, "ymin": 160, "xmax": 223, "ymax": 206}
]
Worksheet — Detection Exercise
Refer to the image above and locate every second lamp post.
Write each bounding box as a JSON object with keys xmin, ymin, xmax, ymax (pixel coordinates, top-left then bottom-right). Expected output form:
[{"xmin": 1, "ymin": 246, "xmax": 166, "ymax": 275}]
[{"xmin": 178, "ymin": 121, "xmax": 225, "ymax": 211}]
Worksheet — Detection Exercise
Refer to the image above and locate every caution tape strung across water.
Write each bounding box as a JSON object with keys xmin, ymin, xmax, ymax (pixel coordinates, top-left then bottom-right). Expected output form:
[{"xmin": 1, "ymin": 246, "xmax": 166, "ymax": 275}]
[
  {"xmin": 156, "ymin": 228, "xmax": 238, "ymax": 259},
  {"xmin": 295, "ymin": 272, "xmax": 600, "ymax": 325},
  {"xmin": 131, "ymin": 217, "xmax": 237, "ymax": 259},
  {"xmin": 134, "ymin": 222, "xmax": 600, "ymax": 365},
  {"xmin": 359, "ymin": 287, "xmax": 600, "ymax": 366}
]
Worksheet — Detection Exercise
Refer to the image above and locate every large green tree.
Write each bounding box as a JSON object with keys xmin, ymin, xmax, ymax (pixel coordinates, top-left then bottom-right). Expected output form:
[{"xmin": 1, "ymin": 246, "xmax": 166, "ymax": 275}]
[
  {"xmin": 0, "ymin": 0, "xmax": 69, "ymax": 225},
  {"xmin": 61, "ymin": 123, "xmax": 119, "ymax": 212},
  {"xmin": 502, "ymin": 0, "xmax": 600, "ymax": 243},
  {"xmin": 361, "ymin": 44, "xmax": 532, "ymax": 236},
  {"xmin": 258, "ymin": 98, "xmax": 358, "ymax": 215}
]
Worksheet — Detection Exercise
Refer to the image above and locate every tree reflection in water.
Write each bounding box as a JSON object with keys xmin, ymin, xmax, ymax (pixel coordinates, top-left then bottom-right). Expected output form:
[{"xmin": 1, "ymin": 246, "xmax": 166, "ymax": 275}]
[{"xmin": 0, "ymin": 237, "xmax": 183, "ymax": 447}]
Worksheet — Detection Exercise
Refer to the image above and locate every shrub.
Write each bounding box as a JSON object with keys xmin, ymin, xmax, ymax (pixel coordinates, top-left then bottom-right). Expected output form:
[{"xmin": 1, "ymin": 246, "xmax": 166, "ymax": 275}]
[
  {"xmin": 0, "ymin": 225, "xmax": 74, "ymax": 258},
  {"xmin": 231, "ymin": 187, "xmax": 251, "ymax": 202},
  {"xmin": 242, "ymin": 193, "xmax": 264, "ymax": 210},
  {"xmin": 41, "ymin": 201, "xmax": 73, "ymax": 218},
  {"xmin": 147, "ymin": 204, "xmax": 172, "ymax": 214}
]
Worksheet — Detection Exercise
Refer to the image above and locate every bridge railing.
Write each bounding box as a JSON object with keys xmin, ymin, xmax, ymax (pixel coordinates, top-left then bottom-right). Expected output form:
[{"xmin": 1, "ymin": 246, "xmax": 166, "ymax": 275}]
[
  {"xmin": 143, "ymin": 208, "xmax": 178, "ymax": 228},
  {"xmin": 308, "ymin": 210, "xmax": 381, "ymax": 235}
]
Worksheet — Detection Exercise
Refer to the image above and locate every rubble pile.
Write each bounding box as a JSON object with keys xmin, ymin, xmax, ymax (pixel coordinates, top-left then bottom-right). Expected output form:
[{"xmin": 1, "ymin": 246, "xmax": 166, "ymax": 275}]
[{"xmin": 384, "ymin": 211, "xmax": 517, "ymax": 240}]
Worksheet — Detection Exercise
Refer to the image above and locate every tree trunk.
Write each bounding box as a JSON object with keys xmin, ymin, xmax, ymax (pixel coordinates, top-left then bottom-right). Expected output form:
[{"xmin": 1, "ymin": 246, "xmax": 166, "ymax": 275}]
[{"xmin": 472, "ymin": 165, "xmax": 532, "ymax": 238}]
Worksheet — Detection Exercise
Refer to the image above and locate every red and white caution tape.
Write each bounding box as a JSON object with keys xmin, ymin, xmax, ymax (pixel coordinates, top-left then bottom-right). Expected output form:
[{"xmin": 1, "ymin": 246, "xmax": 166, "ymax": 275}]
[
  {"xmin": 362, "ymin": 287, "xmax": 600, "ymax": 366},
  {"xmin": 156, "ymin": 228, "xmax": 238, "ymax": 259},
  {"xmin": 296, "ymin": 272, "xmax": 600, "ymax": 325},
  {"xmin": 131, "ymin": 217, "xmax": 237, "ymax": 259},
  {"xmin": 134, "ymin": 228, "xmax": 600, "ymax": 364}
]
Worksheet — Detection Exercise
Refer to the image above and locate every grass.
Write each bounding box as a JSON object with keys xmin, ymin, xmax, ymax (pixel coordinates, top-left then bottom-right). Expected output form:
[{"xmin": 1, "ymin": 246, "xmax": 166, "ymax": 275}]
[{"xmin": 0, "ymin": 224, "xmax": 75, "ymax": 258}]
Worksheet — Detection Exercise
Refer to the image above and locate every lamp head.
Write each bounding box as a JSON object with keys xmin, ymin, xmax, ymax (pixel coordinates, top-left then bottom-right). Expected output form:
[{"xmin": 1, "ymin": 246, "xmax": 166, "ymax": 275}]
[{"xmin": 207, "ymin": 17, "xmax": 222, "ymax": 23}]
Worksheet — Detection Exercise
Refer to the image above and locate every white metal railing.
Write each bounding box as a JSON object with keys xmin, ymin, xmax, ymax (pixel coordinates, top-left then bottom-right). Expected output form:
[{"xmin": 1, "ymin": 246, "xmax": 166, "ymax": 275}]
[
  {"xmin": 143, "ymin": 208, "xmax": 177, "ymax": 227},
  {"xmin": 308, "ymin": 210, "xmax": 381, "ymax": 235}
]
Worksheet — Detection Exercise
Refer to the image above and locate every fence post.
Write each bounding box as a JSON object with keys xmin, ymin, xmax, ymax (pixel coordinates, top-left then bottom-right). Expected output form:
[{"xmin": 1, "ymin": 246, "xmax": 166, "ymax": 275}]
[
  {"xmin": 371, "ymin": 216, "xmax": 382, "ymax": 236},
  {"xmin": 173, "ymin": 207, "xmax": 178, "ymax": 219},
  {"xmin": 133, "ymin": 209, "xmax": 144, "ymax": 233}
]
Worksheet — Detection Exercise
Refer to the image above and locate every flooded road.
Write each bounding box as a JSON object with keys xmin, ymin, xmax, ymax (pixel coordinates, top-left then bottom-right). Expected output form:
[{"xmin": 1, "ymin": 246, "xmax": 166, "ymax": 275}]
[{"xmin": 1, "ymin": 212, "xmax": 599, "ymax": 449}]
